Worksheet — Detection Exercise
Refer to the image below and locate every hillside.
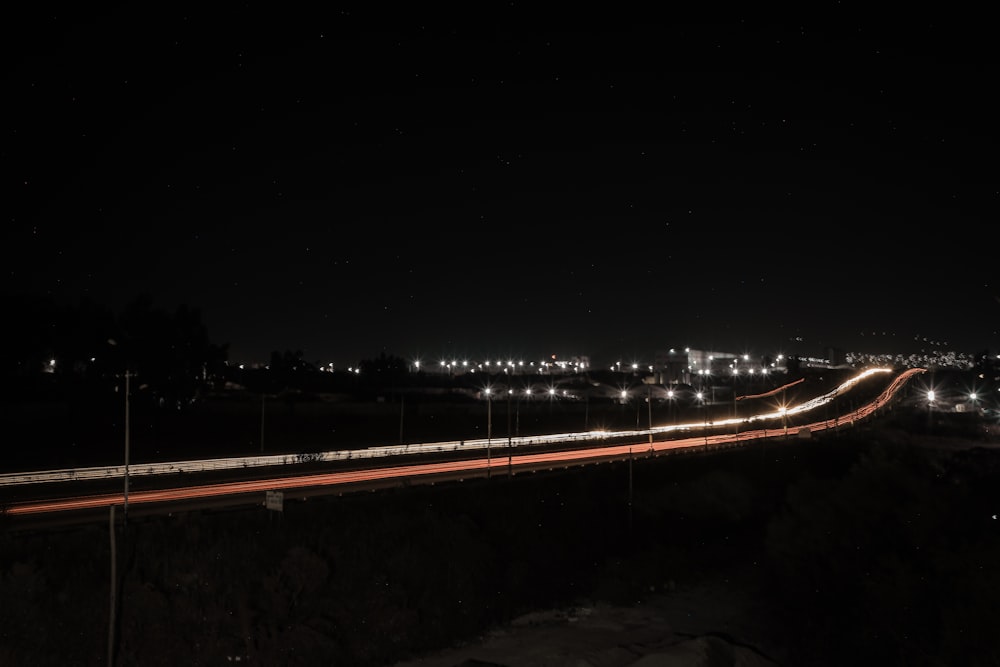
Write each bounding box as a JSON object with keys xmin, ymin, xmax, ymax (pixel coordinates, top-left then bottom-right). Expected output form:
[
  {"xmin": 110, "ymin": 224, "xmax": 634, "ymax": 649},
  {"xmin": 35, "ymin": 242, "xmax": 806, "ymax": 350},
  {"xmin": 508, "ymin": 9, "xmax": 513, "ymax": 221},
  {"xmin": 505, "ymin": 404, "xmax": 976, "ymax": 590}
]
[{"xmin": 3, "ymin": 418, "xmax": 999, "ymax": 666}]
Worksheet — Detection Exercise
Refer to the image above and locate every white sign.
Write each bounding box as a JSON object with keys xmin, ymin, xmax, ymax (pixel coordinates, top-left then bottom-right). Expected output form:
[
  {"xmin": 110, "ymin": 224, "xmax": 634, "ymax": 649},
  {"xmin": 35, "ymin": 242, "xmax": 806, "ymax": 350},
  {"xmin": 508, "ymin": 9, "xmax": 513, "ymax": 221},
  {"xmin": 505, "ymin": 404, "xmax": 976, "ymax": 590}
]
[{"xmin": 265, "ymin": 490, "xmax": 284, "ymax": 512}]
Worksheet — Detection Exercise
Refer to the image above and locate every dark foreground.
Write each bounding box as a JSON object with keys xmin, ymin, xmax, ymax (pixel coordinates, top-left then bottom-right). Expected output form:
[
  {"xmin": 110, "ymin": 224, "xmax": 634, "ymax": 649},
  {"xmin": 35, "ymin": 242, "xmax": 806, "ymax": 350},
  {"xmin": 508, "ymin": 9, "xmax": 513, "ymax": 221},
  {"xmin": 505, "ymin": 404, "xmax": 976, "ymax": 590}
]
[{"xmin": 2, "ymin": 414, "xmax": 1000, "ymax": 666}]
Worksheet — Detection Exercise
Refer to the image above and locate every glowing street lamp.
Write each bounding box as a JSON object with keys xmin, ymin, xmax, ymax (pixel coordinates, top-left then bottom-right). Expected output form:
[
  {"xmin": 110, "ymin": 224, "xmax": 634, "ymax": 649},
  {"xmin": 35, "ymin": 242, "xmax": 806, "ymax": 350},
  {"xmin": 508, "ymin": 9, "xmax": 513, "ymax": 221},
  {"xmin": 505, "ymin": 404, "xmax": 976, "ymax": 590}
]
[
  {"xmin": 646, "ymin": 383, "xmax": 653, "ymax": 446},
  {"xmin": 485, "ymin": 386, "xmax": 493, "ymax": 478},
  {"xmin": 123, "ymin": 370, "xmax": 131, "ymax": 523},
  {"xmin": 504, "ymin": 386, "xmax": 517, "ymax": 473},
  {"xmin": 732, "ymin": 364, "xmax": 740, "ymax": 435},
  {"xmin": 515, "ymin": 386, "xmax": 531, "ymax": 437},
  {"xmin": 696, "ymin": 390, "xmax": 708, "ymax": 444}
]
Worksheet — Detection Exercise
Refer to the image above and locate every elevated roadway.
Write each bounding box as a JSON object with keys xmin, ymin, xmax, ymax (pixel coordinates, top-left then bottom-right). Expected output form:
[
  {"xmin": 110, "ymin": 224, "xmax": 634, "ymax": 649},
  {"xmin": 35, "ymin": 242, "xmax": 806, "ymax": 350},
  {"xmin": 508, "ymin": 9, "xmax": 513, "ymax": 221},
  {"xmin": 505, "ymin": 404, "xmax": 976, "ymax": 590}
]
[{"xmin": 2, "ymin": 367, "xmax": 926, "ymax": 529}]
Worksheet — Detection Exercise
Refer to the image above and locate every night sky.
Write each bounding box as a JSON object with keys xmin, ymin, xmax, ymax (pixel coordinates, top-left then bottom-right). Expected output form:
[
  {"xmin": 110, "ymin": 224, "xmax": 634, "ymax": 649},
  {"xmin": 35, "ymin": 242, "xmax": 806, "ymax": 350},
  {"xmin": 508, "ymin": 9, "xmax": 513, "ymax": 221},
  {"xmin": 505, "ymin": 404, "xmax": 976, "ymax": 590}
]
[{"xmin": 5, "ymin": 7, "xmax": 998, "ymax": 368}]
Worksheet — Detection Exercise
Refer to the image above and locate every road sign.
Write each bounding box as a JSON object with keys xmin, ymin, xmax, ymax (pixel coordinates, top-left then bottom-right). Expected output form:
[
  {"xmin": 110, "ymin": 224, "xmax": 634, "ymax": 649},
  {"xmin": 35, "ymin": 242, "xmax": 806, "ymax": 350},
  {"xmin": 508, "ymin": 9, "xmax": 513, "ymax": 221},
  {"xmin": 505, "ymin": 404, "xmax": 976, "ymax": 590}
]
[{"xmin": 265, "ymin": 490, "xmax": 283, "ymax": 512}]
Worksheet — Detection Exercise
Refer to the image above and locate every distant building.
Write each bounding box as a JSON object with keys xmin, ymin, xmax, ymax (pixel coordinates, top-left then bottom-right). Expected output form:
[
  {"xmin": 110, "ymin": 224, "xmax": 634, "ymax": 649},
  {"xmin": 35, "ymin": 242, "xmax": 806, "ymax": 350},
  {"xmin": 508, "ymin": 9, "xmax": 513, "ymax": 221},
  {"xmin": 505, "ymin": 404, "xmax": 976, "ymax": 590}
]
[
  {"xmin": 654, "ymin": 348, "xmax": 785, "ymax": 386},
  {"xmin": 825, "ymin": 347, "xmax": 848, "ymax": 367}
]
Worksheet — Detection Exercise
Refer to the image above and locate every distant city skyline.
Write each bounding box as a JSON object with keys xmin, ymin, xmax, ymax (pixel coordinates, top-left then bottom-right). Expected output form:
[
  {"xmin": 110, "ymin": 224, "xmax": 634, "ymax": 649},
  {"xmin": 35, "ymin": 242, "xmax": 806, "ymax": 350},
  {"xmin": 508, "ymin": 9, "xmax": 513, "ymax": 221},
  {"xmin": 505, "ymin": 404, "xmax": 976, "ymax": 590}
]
[{"xmin": 238, "ymin": 343, "xmax": 984, "ymax": 374}]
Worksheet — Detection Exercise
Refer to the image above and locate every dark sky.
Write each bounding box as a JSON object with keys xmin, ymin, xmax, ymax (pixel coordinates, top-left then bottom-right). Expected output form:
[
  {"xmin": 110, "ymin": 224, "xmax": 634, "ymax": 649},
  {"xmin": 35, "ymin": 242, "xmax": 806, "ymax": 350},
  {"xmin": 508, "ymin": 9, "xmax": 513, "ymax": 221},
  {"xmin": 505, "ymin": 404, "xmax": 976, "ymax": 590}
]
[{"xmin": 5, "ymin": 6, "xmax": 998, "ymax": 367}]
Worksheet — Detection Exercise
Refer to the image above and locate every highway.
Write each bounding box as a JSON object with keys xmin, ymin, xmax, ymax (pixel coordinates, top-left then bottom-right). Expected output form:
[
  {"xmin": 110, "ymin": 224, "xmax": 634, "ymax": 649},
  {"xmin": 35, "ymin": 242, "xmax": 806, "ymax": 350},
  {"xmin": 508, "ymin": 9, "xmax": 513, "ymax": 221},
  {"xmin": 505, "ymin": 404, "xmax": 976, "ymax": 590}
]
[{"xmin": 2, "ymin": 367, "xmax": 925, "ymax": 526}]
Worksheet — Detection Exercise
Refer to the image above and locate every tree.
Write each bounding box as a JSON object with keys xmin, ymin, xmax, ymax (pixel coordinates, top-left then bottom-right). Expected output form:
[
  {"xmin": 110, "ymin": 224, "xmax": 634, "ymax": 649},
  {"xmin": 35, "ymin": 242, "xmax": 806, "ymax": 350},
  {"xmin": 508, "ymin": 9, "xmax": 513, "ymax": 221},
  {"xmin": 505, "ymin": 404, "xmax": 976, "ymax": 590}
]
[
  {"xmin": 114, "ymin": 294, "xmax": 227, "ymax": 404},
  {"xmin": 359, "ymin": 352, "xmax": 407, "ymax": 379}
]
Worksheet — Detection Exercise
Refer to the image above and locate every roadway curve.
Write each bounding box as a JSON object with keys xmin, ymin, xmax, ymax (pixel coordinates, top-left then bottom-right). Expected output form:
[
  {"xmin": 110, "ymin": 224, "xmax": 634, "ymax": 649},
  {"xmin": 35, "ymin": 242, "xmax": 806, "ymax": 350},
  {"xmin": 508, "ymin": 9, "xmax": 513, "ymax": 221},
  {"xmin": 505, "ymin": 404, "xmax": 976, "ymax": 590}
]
[{"xmin": 3, "ymin": 367, "xmax": 926, "ymax": 524}]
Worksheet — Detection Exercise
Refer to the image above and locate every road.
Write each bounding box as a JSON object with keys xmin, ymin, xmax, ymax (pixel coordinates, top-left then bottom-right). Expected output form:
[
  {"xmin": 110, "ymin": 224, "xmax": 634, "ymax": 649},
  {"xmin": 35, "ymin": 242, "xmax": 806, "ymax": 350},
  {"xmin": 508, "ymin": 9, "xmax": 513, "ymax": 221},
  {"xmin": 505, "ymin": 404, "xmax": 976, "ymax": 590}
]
[{"xmin": 2, "ymin": 367, "xmax": 926, "ymax": 527}]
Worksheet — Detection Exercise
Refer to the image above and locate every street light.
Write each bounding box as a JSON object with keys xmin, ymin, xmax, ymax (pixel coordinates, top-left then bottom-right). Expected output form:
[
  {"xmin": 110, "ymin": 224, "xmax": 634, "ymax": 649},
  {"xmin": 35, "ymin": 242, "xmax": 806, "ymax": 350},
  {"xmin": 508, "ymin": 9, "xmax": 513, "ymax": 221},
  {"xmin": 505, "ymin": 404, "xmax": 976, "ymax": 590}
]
[
  {"xmin": 927, "ymin": 390, "xmax": 935, "ymax": 431},
  {"xmin": 260, "ymin": 390, "xmax": 266, "ymax": 454},
  {"xmin": 485, "ymin": 386, "xmax": 493, "ymax": 478},
  {"xmin": 666, "ymin": 387, "xmax": 676, "ymax": 426},
  {"xmin": 517, "ymin": 387, "xmax": 531, "ymax": 436},
  {"xmin": 123, "ymin": 370, "xmax": 131, "ymax": 524},
  {"xmin": 732, "ymin": 364, "xmax": 739, "ymax": 435},
  {"xmin": 507, "ymin": 386, "xmax": 513, "ymax": 475},
  {"xmin": 647, "ymin": 383, "xmax": 653, "ymax": 447},
  {"xmin": 696, "ymin": 390, "xmax": 708, "ymax": 445},
  {"xmin": 107, "ymin": 338, "xmax": 131, "ymax": 524},
  {"xmin": 782, "ymin": 386, "xmax": 788, "ymax": 437}
]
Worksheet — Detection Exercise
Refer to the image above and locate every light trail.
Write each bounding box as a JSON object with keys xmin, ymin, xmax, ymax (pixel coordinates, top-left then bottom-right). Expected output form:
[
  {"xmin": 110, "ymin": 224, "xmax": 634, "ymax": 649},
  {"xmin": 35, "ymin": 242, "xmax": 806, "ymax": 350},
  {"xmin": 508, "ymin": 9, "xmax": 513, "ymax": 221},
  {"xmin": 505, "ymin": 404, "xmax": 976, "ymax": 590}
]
[
  {"xmin": 3, "ymin": 367, "xmax": 926, "ymax": 518},
  {"xmin": 0, "ymin": 431, "xmax": 793, "ymax": 516},
  {"xmin": 736, "ymin": 376, "xmax": 805, "ymax": 400},
  {"xmin": 0, "ymin": 367, "xmax": 897, "ymax": 488}
]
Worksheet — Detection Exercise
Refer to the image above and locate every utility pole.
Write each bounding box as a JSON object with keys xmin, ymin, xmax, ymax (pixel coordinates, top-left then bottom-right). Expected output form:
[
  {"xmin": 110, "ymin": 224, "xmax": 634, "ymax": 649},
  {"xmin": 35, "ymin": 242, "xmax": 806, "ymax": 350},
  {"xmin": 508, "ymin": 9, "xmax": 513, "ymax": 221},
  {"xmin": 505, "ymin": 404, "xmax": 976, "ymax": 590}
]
[{"xmin": 107, "ymin": 505, "xmax": 117, "ymax": 667}]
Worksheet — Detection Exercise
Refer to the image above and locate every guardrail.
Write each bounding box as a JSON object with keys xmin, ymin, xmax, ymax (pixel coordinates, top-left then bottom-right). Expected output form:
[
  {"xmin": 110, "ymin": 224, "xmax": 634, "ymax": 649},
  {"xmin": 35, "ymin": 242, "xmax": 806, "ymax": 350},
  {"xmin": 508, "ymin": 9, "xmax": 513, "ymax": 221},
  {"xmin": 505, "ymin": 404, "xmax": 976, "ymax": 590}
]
[{"xmin": 0, "ymin": 367, "xmax": 903, "ymax": 488}]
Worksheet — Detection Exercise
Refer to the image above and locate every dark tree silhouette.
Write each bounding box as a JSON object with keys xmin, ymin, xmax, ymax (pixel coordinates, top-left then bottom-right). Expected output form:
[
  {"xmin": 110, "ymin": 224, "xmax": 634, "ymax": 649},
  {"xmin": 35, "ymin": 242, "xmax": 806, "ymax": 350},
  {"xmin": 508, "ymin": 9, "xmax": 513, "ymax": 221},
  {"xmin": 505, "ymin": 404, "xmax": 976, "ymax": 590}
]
[
  {"xmin": 2, "ymin": 292, "xmax": 228, "ymax": 404},
  {"xmin": 0, "ymin": 293, "xmax": 117, "ymax": 394},
  {"xmin": 269, "ymin": 349, "xmax": 309, "ymax": 373},
  {"xmin": 117, "ymin": 295, "xmax": 212, "ymax": 403},
  {"xmin": 358, "ymin": 351, "xmax": 407, "ymax": 379}
]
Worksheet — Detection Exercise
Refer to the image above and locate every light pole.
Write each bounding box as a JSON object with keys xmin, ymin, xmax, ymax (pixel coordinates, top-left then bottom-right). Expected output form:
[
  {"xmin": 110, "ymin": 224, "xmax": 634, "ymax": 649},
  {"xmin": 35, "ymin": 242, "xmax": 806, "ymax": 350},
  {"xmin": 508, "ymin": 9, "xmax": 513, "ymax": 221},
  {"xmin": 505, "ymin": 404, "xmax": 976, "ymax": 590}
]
[
  {"xmin": 123, "ymin": 370, "xmax": 131, "ymax": 524},
  {"xmin": 697, "ymin": 390, "xmax": 707, "ymax": 445},
  {"xmin": 666, "ymin": 388, "xmax": 675, "ymax": 427},
  {"xmin": 485, "ymin": 386, "xmax": 492, "ymax": 479},
  {"xmin": 517, "ymin": 387, "xmax": 529, "ymax": 437},
  {"xmin": 732, "ymin": 365, "xmax": 739, "ymax": 435},
  {"xmin": 507, "ymin": 387, "xmax": 513, "ymax": 475},
  {"xmin": 927, "ymin": 390, "xmax": 935, "ymax": 432},
  {"xmin": 782, "ymin": 387, "xmax": 788, "ymax": 437},
  {"xmin": 635, "ymin": 389, "xmax": 641, "ymax": 428},
  {"xmin": 399, "ymin": 394, "xmax": 405, "ymax": 444},
  {"xmin": 647, "ymin": 383, "xmax": 653, "ymax": 446}
]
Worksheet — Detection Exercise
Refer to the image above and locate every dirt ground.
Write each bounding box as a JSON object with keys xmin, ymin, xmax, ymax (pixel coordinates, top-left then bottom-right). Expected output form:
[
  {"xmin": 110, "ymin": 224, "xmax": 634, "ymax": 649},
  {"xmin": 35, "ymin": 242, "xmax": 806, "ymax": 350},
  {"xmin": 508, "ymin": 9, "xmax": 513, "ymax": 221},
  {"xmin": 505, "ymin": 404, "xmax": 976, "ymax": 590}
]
[{"xmin": 391, "ymin": 575, "xmax": 787, "ymax": 667}]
